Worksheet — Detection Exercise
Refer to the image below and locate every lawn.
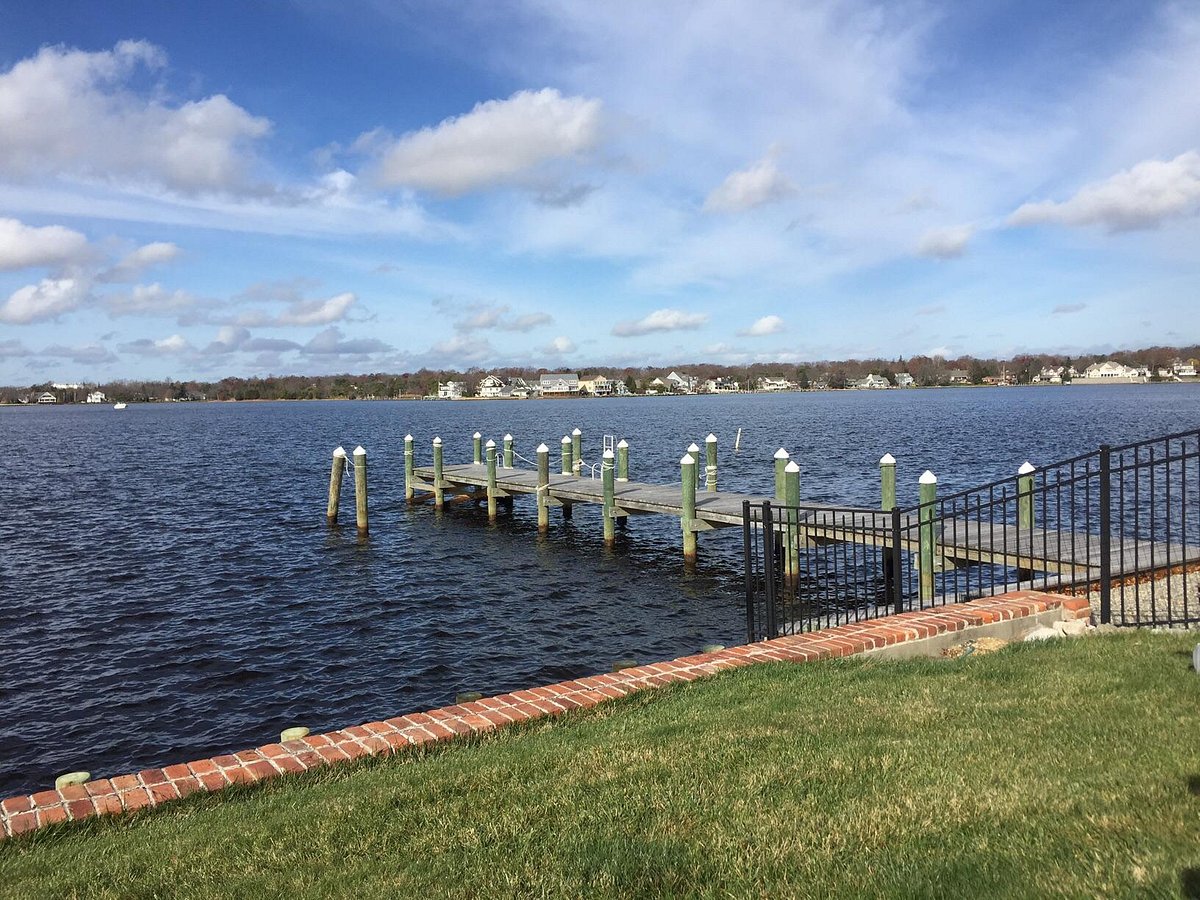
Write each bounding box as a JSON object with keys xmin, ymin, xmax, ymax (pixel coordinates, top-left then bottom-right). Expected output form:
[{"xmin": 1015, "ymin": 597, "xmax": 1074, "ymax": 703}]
[{"xmin": 2, "ymin": 632, "xmax": 1198, "ymax": 898}]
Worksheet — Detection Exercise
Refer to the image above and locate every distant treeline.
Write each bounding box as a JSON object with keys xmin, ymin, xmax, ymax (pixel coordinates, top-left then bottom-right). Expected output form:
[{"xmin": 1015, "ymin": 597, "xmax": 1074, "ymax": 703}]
[{"xmin": 5, "ymin": 344, "xmax": 1199, "ymax": 403}]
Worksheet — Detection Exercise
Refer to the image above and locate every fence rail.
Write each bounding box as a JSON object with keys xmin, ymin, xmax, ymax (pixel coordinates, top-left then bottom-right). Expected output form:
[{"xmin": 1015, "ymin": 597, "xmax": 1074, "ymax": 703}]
[{"xmin": 744, "ymin": 428, "xmax": 1200, "ymax": 642}]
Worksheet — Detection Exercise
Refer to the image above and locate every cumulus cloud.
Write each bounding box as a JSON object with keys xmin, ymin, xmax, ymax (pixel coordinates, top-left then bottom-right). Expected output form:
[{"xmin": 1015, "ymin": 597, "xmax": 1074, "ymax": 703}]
[
  {"xmin": 202, "ymin": 326, "xmax": 301, "ymax": 355},
  {"xmin": 0, "ymin": 218, "xmax": 91, "ymax": 271},
  {"xmin": 0, "ymin": 40, "xmax": 270, "ymax": 194},
  {"xmin": 612, "ymin": 308, "xmax": 709, "ymax": 337},
  {"xmin": 302, "ymin": 326, "xmax": 391, "ymax": 356},
  {"xmin": 120, "ymin": 333, "xmax": 193, "ymax": 356},
  {"xmin": 101, "ymin": 242, "xmax": 181, "ymax": 282},
  {"xmin": 234, "ymin": 292, "xmax": 357, "ymax": 327},
  {"xmin": 703, "ymin": 152, "xmax": 795, "ymax": 213},
  {"xmin": 429, "ymin": 333, "xmax": 494, "ymax": 363},
  {"xmin": 104, "ymin": 282, "xmax": 198, "ymax": 317},
  {"xmin": 738, "ymin": 314, "xmax": 784, "ymax": 336},
  {"xmin": 39, "ymin": 343, "xmax": 118, "ymax": 365},
  {"xmin": 371, "ymin": 88, "xmax": 603, "ymax": 194},
  {"xmin": 916, "ymin": 225, "xmax": 973, "ymax": 259},
  {"xmin": 451, "ymin": 302, "xmax": 553, "ymax": 333},
  {"xmin": 0, "ymin": 277, "xmax": 90, "ymax": 323},
  {"xmin": 0, "ymin": 339, "xmax": 33, "ymax": 359},
  {"xmin": 543, "ymin": 335, "xmax": 576, "ymax": 354},
  {"xmin": 1009, "ymin": 151, "xmax": 1200, "ymax": 232}
]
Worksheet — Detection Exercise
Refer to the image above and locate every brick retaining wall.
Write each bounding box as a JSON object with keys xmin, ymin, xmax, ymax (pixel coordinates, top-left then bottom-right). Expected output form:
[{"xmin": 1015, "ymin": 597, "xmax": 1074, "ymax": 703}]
[{"xmin": 0, "ymin": 591, "xmax": 1091, "ymax": 840}]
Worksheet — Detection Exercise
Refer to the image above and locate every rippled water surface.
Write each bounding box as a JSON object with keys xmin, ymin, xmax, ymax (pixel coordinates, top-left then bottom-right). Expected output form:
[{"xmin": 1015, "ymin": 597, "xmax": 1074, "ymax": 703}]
[{"xmin": 1, "ymin": 386, "xmax": 1197, "ymax": 795}]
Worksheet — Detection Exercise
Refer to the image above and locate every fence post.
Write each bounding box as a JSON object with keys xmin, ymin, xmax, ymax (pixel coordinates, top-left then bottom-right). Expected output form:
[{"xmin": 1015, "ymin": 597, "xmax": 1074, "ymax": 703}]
[
  {"xmin": 681, "ymin": 453, "xmax": 697, "ymax": 561},
  {"xmin": 880, "ymin": 453, "xmax": 896, "ymax": 510},
  {"xmin": 774, "ymin": 448, "xmax": 789, "ymax": 501},
  {"xmin": 473, "ymin": 432, "xmax": 482, "ymax": 465},
  {"xmin": 404, "ymin": 435, "xmax": 415, "ymax": 503},
  {"xmin": 602, "ymin": 449, "xmax": 616, "ymax": 546},
  {"xmin": 918, "ymin": 470, "xmax": 937, "ymax": 604},
  {"xmin": 762, "ymin": 501, "xmax": 778, "ymax": 638},
  {"xmin": 353, "ymin": 446, "xmax": 368, "ymax": 535},
  {"xmin": 326, "ymin": 446, "xmax": 346, "ymax": 524},
  {"xmin": 617, "ymin": 439, "xmax": 629, "ymax": 481},
  {"xmin": 572, "ymin": 428, "xmax": 582, "ymax": 475},
  {"xmin": 742, "ymin": 499, "xmax": 754, "ymax": 642},
  {"xmin": 705, "ymin": 433, "xmax": 718, "ymax": 491},
  {"xmin": 1018, "ymin": 461, "xmax": 1035, "ymax": 530},
  {"xmin": 536, "ymin": 443, "xmax": 550, "ymax": 533},
  {"xmin": 890, "ymin": 506, "xmax": 903, "ymax": 615},
  {"xmin": 784, "ymin": 460, "xmax": 801, "ymax": 580},
  {"xmin": 433, "ymin": 437, "xmax": 444, "ymax": 509},
  {"xmin": 503, "ymin": 433, "xmax": 514, "ymax": 469},
  {"xmin": 485, "ymin": 439, "xmax": 498, "ymax": 521},
  {"xmin": 1099, "ymin": 444, "xmax": 1112, "ymax": 624}
]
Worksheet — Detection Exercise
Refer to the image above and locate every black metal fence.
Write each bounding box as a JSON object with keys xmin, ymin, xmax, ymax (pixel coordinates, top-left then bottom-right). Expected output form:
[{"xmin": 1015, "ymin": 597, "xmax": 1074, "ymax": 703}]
[{"xmin": 744, "ymin": 427, "xmax": 1200, "ymax": 642}]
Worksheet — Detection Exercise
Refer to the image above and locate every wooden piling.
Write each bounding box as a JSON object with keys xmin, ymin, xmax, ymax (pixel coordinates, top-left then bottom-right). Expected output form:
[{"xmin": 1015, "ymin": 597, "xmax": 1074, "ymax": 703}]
[
  {"xmin": 537, "ymin": 443, "xmax": 550, "ymax": 533},
  {"xmin": 616, "ymin": 439, "xmax": 629, "ymax": 482},
  {"xmin": 485, "ymin": 439, "xmax": 498, "ymax": 521},
  {"xmin": 602, "ymin": 449, "xmax": 616, "ymax": 546},
  {"xmin": 572, "ymin": 428, "xmax": 582, "ymax": 475},
  {"xmin": 561, "ymin": 435, "xmax": 572, "ymax": 475},
  {"xmin": 472, "ymin": 432, "xmax": 482, "ymax": 465},
  {"xmin": 734, "ymin": 427, "xmax": 742, "ymax": 452},
  {"xmin": 880, "ymin": 453, "xmax": 896, "ymax": 511},
  {"xmin": 326, "ymin": 446, "xmax": 346, "ymax": 524},
  {"xmin": 687, "ymin": 443, "xmax": 701, "ymax": 487},
  {"xmin": 705, "ymin": 433, "xmax": 718, "ymax": 491},
  {"xmin": 353, "ymin": 445, "xmax": 368, "ymax": 535},
  {"xmin": 1018, "ymin": 461, "xmax": 1035, "ymax": 530},
  {"xmin": 773, "ymin": 448, "xmax": 789, "ymax": 501},
  {"xmin": 503, "ymin": 433, "xmax": 514, "ymax": 469},
  {"xmin": 404, "ymin": 434, "xmax": 415, "ymax": 503},
  {"xmin": 784, "ymin": 460, "xmax": 801, "ymax": 579},
  {"xmin": 433, "ymin": 437, "xmax": 444, "ymax": 509},
  {"xmin": 918, "ymin": 470, "xmax": 937, "ymax": 603},
  {"xmin": 681, "ymin": 453, "xmax": 697, "ymax": 561}
]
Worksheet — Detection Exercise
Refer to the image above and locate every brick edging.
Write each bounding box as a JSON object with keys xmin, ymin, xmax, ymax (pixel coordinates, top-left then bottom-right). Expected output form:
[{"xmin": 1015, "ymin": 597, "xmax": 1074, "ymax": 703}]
[{"xmin": 0, "ymin": 591, "xmax": 1089, "ymax": 839}]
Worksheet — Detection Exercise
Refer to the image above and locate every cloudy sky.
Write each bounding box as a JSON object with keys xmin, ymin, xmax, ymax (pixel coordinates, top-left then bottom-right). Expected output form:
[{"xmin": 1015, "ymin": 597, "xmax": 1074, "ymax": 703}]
[{"xmin": 1, "ymin": 0, "xmax": 1199, "ymax": 382}]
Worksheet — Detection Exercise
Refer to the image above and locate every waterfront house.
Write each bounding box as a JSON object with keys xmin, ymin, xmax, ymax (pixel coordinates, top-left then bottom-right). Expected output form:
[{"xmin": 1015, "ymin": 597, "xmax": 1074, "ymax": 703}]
[
  {"xmin": 1078, "ymin": 361, "xmax": 1145, "ymax": 383},
  {"xmin": 946, "ymin": 369, "xmax": 971, "ymax": 385},
  {"xmin": 477, "ymin": 374, "xmax": 507, "ymax": 398},
  {"xmin": 704, "ymin": 377, "xmax": 740, "ymax": 393},
  {"xmin": 85, "ymin": 390, "xmax": 107, "ymax": 403},
  {"xmin": 579, "ymin": 375, "xmax": 613, "ymax": 396},
  {"xmin": 506, "ymin": 377, "xmax": 533, "ymax": 398},
  {"xmin": 665, "ymin": 371, "xmax": 698, "ymax": 393},
  {"xmin": 895, "ymin": 373, "xmax": 915, "ymax": 387},
  {"xmin": 540, "ymin": 373, "xmax": 580, "ymax": 395},
  {"xmin": 758, "ymin": 377, "xmax": 793, "ymax": 392},
  {"xmin": 852, "ymin": 373, "xmax": 891, "ymax": 389},
  {"xmin": 1173, "ymin": 359, "xmax": 1197, "ymax": 377},
  {"xmin": 437, "ymin": 381, "xmax": 465, "ymax": 399},
  {"xmin": 36, "ymin": 391, "xmax": 57, "ymax": 404}
]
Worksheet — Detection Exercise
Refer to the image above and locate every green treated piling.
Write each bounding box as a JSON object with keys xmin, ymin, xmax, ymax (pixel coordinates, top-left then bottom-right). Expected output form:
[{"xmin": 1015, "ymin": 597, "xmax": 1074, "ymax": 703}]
[
  {"xmin": 353, "ymin": 445, "xmax": 368, "ymax": 535},
  {"xmin": 433, "ymin": 437, "xmax": 444, "ymax": 509},
  {"xmin": 784, "ymin": 460, "xmax": 801, "ymax": 579},
  {"xmin": 472, "ymin": 432, "xmax": 482, "ymax": 465},
  {"xmin": 616, "ymin": 439, "xmax": 629, "ymax": 482},
  {"xmin": 705, "ymin": 433, "xmax": 718, "ymax": 492},
  {"xmin": 1018, "ymin": 461, "xmax": 1035, "ymax": 530},
  {"xmin": 561, "ymin": 435, "xmax": 572, "ymax": 475},
  {"xmin": 774, "ymin": 448, "xmax": 789, "ymax": 501},
  {"xmin": 602, "ymin": 449, "xmax": 616, "ymax": 546},
  {"xmin": 688, "ymin": 443, "xmax": 701, "ymax": 487},
  {"xmin": 485, "ymin": 439, "xmax": 498, "ymax": 521},
  {"xmin": 919, "ymin": 470, "xmax": 938, "ymax": 603},
  {"xmin": 326, "ymin": 446, "xmax": 346, "ymax": 523},
  {"xmin": 681, "ymin": 453, "xmax": 697, "ymax": 561},
  {"xmin": 404, "ymin": 434, "xmax": 415, "ymax": 503},
  {"xmin": 537, "ymin": 443, "xmax": 550, "ymax": 533},
  {"xmin": 572, "ymin": 428, "xmax": 582, "ymax": 475},
  {"xmin": 880, "ymin": 452, "xmax": 896, "ymax": 511},
  {"xmin": 503, "ymin": 433, "xmax": 514, "ymax": 469}
]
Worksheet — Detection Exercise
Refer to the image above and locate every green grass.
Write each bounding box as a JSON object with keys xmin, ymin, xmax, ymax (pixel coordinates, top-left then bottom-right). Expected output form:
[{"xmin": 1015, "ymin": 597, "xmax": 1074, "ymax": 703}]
[{"xmin": 3, "ymin": 632, "xmax": 1199, "ymax": 898}]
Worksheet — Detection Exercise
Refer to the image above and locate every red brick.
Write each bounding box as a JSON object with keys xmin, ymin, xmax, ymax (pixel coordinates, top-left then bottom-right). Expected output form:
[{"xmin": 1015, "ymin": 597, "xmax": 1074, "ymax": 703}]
[
  {"xmin": 36, "ymin": 804, "xmax": 68, "ymax": 826},
  {"xmin": 316, "ymin": 745, "xmax": 350, "ymax": 764},
  {"xmin": 196, "ymin": 771, "xmax": 228, "ymax": 791},
  {"xmin": 479, "ymin": 709, "xmax": 513, "ymax": 726},
  {"xmin": 334, "ymin": 741, "xmax": 369, "ymax": 760},
  {"xmin": 301, "ymin": 734, "xmax": 335, "ymax": 749},
  {"xmin": 119, "ymin": 788, "xmax": 152, "ymax": 811},
  {"xmin": 1, "ymin": 796, "xmax": 32, "ymax": 815},
  {"xmin": 65, "ymin": 798, "xmax": 95, "ymax": 820},
  {"xmin": 30, "ymin": 790, "xmax": 59, "ymax": 807},
  {"xmin": 57, "ymin": 783, "xmax": 89, "ymax": 802},
  {"xmin": 271, "ymin": 755, "xmax": 308, "ymax": 775},
  {"xmin": 362, "ymin": 721, "xmax": 398, "ymax": 737},
  {"xmin": 92, "ymin": 793, "xmax": 124, "ymax": 815},
  {"xmin": 246, "ymin": 760, "xmax": 278, "ymax": 781},
  {"xmin": 137, "ymin": 768, "xmax": 169, "ymax": 786},
  {"xmin": 84, "ymin": 779, "xmax": 115, "ymax": 798},
  {"xmin": 187, "ymin": 759, "xmax": 218, "ymax": 776},
  {"xmin": 162, "ymin": 763, "xmax": 191, "ymax": 780},
  {"xmin": 8, "ymin": 812, "xmax": 37, "ymax": 835},
  {"xmin": 147, "ymin": 782, "xmax": 180, "ymax": 804},
  {"xmin": 343, "ymin": 725, "xmax": 372, "ymax": 740},
  {"xmin": 172, "ymin": 776, "xmax": 203, "ymax": 799},
  {"xmin": 211, "ymin": 754, "xmax": 241, "ymax": 769}
]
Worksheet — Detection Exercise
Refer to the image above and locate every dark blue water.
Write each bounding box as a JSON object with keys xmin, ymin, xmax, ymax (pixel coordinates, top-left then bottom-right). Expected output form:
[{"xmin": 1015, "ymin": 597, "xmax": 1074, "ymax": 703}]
[{"xmin": 1, "ymin": 385, "xmax": 1197, "ymax": 796}]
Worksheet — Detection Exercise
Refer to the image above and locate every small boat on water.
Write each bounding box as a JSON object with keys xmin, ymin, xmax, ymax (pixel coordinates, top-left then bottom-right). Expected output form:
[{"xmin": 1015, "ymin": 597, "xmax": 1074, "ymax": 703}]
[{"xmin": 113, "ymin": 402, "xmax": 127, "ymax": 410}]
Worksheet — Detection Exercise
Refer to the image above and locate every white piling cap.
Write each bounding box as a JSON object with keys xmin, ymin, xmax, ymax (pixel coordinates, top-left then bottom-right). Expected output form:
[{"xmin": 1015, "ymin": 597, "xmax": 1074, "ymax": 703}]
[
  {"xmin": 572, "ymin": 427, "xmax": 582, "ymax": 436},
  {"xmin": 603, "ymin": 449, "xmax": 614, "ymax": 459},
  {"xmin": 404, "ymin": 434, "xmax": 413, "ymax": 442},
  {"xmin": 433, "ymin": 436, "xmax": 442, "ymax": 445},
  {"xmin": 880, "ymin": 452, "xmax": 896, "ymax": 465},
  {"xmin": 785, "ymin": 461, "xmax": 800, "ymax": 473},
  {"xmin": 537, "ymin": 443, "xmax": 549, "ymax": 453},
  {"xmin": 473, "ymin": 432, "xmax": 481, "ymax": 439},
  {"xmin": 688, "ymin": 442, "xmax": 700, "ymax": 453},
  {"xmin": 706, "ymin": 433, "xmax": 717, "ymax": 442},
  {"xmin": 485, "ymin": 439, "xmax": 496, "ymax": 448},
  {"xmin": 353, "ymin": 445, "xmax": 366, "ymax": 456},
  {"xmin": 561, "ymin": 435, "xmax": 571, "ymax": 444},
  {"xmin": 680, "ymin": 453, "xmax": 696, "ymax": 465},
  {"xmin": 920, "ymin": 469, "xmax": 937, "ymax": 485},
  {"xmin": 774, "ymin": 448, "xmax": 790, "ymax": 459},
  {"xmin": 617, "ymin": 439, "xmax": 628, "ymax": 448},
  {"xmin": 1018, "ymin": 461, "xmax": 1036, "ymax": 474},
  {"xmin": 333, "ymin": 446, "xmax": 347, "ymax": 458},
  {"xmin": 504, "ymin": 433, "xmax": 512, "ymax": 441}
]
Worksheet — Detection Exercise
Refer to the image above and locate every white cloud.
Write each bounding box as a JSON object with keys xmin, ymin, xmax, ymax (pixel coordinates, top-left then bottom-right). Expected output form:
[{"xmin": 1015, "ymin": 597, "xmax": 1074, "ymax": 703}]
[
  {"xmin": 450, "ymin": 302, "xmax": 554, "ymax": 333},
  {"xmin": 372, "ymin": 88, "xmax": 603, "ymax": 194},
  {"xmin": 0, "ymin": 277, "xmax": 90, "ymax": 323},
  {"xmin": 102, "ymin": 242, "xmax": 181, "ymax": 282},
  {"xmin": 1009, "ymin": 151, "xmax": 1200, "ymax": 232},
  {"xmin": 612, "ymin": 308, "xmax": 709, "ymax": 337},
  {"xmin": 916, "ymin": 225, "xmax": 974, "ymax": 259},
  {"xmin": 302, "ymin": 326, "xmax": 391, "ymax": 356},
  {"xmin": 703, "ymin": 152, "xmax": 795, "ymax": 213},
  {"xmin": 544, "ymin": 335, "xmax": 576, "ymax": 354},
  {"xmin": 39, "ymin": 343, "xmax": 117, "ymax": 365},
  {"xmin": 120, "ymin": 333, "xmax": 193, "ymax": 356},
  {"xmin": 0, "ymin": 41, "xmax": 270, "ymax": 194},
  {"xmin": 104, "ymin": 282, "xmax": 198, "ymax": 317},
  {"xmin": 738, "ymin": 314, "xmax": 784, "ymax": 336},
  {"xmin": 0, "ymin": 218, "xmax": 91, "ymax": 271},
  {"xmin": 273, "ymin": 292, "xmax": 356, "ymax": 326}
]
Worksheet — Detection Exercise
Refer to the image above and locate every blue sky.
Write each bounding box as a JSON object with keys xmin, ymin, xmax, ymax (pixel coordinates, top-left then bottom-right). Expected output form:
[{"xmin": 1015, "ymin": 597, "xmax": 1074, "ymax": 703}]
[{"xmin": 1, "ymin": 0, "xmax": 1198, "ymax": 382}]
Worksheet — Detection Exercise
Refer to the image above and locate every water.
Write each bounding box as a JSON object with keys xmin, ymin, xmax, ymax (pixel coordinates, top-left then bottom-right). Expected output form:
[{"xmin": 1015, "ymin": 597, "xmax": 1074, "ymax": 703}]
[{"xmin": 1, "ymin": 385, "xmax": 1196, "ymax": 796}]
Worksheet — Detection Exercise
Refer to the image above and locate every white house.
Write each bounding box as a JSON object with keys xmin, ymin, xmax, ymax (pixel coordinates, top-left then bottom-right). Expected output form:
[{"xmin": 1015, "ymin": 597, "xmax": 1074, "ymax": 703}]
[
  {"xmin": 853, "ymin": 374, "xmax": 891, "ymax": 389},
  {"xmin": 506, "ymin": 377, "xmax": 533, "ymax": 398},
  {"xmin": 437, "ymin": 381, "xmax": 465, "ymax": 399},
  {"xmin": 1078, "ymin": 361, "xmax": 1145, "ymax": 383},
  {"xmin": 665, "ymin": 371, "xmax": 698, "ymax": 393},
  {"xmin": 540, "ymin": 373, "xmax": 580, "ymax": 395},
  {"xmin": 477, "ymin": 374, "xmax": 507, "ymax": 398},
  {"xmin": 85, "ymin": 390, "xmax": 107, "ymax": 403},
  {"xmin": 704, "ymin": 377, "xmax": 740, "ymax": 393},
  {"xmin": 1173, "ymin": 360, "xmax": 1197, "ymax": 377},
  {"xmin": 36, "ymin": 392, "xmax": 57, "ymax": 404},
  {"xmin": 579, "ymin": 375, "xmax": 613, "ymax": 396},
  {"xmin": 895, "ymin": 373, "xmax": 914, "ymax": 387},
  {"xmin": 758, "ymin": 377, "xmax": 793, "ymax": 392}
]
